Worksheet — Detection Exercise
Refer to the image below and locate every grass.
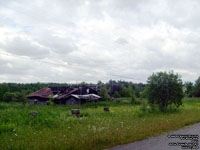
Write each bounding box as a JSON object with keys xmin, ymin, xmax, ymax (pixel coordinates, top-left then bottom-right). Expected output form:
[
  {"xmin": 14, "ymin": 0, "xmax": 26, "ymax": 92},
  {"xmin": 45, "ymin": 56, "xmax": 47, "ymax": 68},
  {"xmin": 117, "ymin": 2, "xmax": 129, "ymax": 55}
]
[{"xmin": 0, "ymin": 97, "xmax": 200, "ymax": 150}]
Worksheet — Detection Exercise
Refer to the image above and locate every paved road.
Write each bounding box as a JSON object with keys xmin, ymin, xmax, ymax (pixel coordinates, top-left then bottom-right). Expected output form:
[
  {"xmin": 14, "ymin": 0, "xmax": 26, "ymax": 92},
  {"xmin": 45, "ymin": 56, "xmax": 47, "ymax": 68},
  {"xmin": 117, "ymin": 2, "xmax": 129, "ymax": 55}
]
[{"xmin": 106, "ymin": 123, "xmax": 200, "ymax": 150}]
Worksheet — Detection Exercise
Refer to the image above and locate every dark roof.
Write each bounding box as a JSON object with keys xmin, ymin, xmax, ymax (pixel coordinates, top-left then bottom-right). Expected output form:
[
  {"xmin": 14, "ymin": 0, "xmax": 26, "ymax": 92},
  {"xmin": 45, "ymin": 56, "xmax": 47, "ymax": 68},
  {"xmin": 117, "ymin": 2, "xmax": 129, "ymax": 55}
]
[
  {"xmin": 55, "ymin": 88, "xmax": 79, "ymax": 99},
  {"xmin": 27, "ymin": 88, "xmax": 53, "ymax": 99},
  {"xmin": 27, "ymin": 86, "xmax": 99, "ymax": 100}
]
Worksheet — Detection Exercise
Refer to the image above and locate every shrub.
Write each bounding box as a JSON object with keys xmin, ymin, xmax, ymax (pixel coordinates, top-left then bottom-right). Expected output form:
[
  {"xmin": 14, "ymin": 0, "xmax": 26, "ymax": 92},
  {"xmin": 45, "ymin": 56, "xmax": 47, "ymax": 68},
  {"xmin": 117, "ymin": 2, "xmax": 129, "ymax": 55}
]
[{"xmin": 131, "ymin": 93, "xmax": 136, "ymax": 104}]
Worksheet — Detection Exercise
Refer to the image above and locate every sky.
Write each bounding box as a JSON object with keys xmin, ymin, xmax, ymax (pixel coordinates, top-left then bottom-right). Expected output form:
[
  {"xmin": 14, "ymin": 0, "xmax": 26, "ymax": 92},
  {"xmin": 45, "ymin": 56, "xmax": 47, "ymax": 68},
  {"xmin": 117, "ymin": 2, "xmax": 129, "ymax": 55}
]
[{"xmin": 0, "ymin": 0, "xmax": 200, "ymax": 83}]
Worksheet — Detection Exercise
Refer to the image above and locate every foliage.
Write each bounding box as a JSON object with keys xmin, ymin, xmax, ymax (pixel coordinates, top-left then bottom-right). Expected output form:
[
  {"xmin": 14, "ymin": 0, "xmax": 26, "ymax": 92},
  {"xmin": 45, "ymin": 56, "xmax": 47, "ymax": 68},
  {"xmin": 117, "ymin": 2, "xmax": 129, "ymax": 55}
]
[
  {"xmin": 49, "ymin": 95, "xmax": 54, "ymax": 105},
  {"xmin": 130, "ymin": 92, "xmax": 136, "ymax": 104},
  {"xmin": 105, "ymin": 80, "xmax": 145, "ymax": 98},
  {"xmin": 113, "ymin": 91, "xmax": 120, "ymax": 98},
  {"xmin": 0, "ymin": 81, "xmax": 146, "ymax": 103},
  {"xmin": 145, "ymin": 71, "xmax": 184, "ymax": 112},
  {"xmin": 130, "ymin": 94, "xmax": 141, "ymax": 105},
  {"xmin": 98, "ymin": 86, "xmax": 109, "ymax": 101},
  {"xmin": 184, "ymin": 81, "xmax": 194, "ymax": 97},
  {"xmin": 3, "ymin": 92, "xmax": 16, "ymax": 102},
  {"xmin": 119, "ymin": 85, "xmax": 135, "ymax": 97},
  {"xmin": 194, "ymin": 77, "xmax": 200, "ymax": 97},
  {"xmin": 119, "ymin": 84, "xmax": 129, "ymax": 97}
]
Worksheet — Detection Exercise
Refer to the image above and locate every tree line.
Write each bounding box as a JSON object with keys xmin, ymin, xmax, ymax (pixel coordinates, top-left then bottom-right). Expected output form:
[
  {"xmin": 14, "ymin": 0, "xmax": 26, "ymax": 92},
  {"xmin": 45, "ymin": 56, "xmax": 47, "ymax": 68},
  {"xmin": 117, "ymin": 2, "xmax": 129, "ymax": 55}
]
[
  {"xmin": 1, "ymin": 74, "xmax": 200, "ymax": 106},
  {"xmin": 0, "ymin": 81, "xmax": 144, "ymax": 103}
]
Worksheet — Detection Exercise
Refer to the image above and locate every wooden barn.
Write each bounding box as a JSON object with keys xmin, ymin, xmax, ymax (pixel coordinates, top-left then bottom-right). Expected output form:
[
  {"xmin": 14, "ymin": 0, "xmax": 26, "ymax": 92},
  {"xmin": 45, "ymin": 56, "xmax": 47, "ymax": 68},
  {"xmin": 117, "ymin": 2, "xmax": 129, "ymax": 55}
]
[
  {"xmin": 27, "ymin": 87, "xmax": 53, "ymax": 105},
  {"xmin": 54, "ymin": 94, "xmax": 101, "ymax": 105},
  {"xmin": 27, "ymin": 86, "xmax": 100, "ymax": 105}
]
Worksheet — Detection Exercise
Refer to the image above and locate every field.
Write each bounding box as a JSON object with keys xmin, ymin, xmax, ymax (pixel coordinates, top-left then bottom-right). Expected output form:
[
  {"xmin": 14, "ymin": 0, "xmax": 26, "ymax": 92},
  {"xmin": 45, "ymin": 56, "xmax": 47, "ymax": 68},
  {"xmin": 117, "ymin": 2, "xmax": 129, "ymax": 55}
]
[{"xmin": 0, "ymin": 98, "xmax": 200, "ymax": 150}]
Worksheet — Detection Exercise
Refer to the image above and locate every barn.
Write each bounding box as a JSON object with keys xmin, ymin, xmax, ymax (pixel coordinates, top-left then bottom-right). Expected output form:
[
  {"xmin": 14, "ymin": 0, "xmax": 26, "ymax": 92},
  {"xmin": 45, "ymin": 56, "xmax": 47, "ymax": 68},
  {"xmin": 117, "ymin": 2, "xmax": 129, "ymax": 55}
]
[
  {"xmin": 27, "ymin": 87, "xmax": 53, "ymax": 105},
  {"xmin": 54, "ymin": 94, "xmax": 101, "ymax": 105},
  {"xmin": 27, "ymin": 86, "xmax": 101, "ymax": 105}
]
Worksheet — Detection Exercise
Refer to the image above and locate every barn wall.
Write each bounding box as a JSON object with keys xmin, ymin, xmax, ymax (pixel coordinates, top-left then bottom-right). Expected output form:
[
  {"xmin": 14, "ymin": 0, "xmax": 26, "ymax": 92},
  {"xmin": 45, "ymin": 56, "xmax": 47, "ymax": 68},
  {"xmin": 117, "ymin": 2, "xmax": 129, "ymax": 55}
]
[
  {"xmin": 28, "ymin": 99, "xmax": 35, "ymax": 104},
  {"xmin": 65, "ymin": 97, "xmax": 81, "ymax": 105},
  {"xmin": 28, "ymin": 99, "xmax": 49, "ymax": 105}
]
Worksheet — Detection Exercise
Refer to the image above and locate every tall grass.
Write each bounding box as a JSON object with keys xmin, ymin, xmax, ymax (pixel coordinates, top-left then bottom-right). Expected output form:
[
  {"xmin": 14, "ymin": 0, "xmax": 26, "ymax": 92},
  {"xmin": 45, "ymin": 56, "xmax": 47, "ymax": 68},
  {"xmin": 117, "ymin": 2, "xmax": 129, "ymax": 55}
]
[{"xmin": 0, "ymin": 98, "xmax": 200, "ymax": 150}]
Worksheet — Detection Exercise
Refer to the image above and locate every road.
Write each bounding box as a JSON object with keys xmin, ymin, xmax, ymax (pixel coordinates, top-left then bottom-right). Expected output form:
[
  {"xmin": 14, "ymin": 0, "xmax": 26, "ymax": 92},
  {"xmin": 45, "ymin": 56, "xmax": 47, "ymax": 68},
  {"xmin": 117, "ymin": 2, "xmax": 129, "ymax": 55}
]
[{"xmin": 106, "ymin": 123, "xmax": 200, "ymax": 150}]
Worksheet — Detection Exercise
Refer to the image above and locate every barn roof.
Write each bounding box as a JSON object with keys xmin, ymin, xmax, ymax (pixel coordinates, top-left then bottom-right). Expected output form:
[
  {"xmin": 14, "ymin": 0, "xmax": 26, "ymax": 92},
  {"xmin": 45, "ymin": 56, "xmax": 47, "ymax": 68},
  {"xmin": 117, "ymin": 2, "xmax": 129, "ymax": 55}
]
[
  {"xmin": 27, "ymin": 88, "xmax": 53, "ymax": 99},
  {"xmin": 54, "ymin": 88, "xmax": 79, "ymax": 99},
  {"xmin": 27, "ymin": 86, "xmax": 100, "ymax": 100},
  {"xmin": 69, "ymin": 94, "xmax": 101, "ymax": 101}
]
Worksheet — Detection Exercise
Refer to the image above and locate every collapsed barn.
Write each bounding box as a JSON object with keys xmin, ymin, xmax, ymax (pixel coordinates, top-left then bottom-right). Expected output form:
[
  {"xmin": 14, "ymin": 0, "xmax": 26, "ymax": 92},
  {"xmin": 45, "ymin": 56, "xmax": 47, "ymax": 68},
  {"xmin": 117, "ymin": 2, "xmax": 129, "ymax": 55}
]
[{"xmin": 27, "ymin": 86, "xmax": 101, "ymax": 105}]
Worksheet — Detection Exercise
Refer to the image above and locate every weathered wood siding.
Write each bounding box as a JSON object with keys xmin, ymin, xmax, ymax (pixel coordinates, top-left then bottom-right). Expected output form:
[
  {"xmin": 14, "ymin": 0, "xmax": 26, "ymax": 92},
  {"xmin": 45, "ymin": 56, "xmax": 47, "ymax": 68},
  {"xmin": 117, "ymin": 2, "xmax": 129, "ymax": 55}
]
[
  {"xmin": 28, "ymin": 99, "xmax": 49, "ymax": 105},
  {"xmin": 65, "ymin": 97, "xmax": 81, "ymax": 105}
]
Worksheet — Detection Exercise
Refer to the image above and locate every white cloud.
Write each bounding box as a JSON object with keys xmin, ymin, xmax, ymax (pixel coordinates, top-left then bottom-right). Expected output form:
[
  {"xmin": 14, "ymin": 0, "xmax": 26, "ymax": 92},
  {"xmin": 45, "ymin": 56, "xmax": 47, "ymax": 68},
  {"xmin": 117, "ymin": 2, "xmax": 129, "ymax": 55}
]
[{"xmin": 0, "ymin": 0, "xmax": 200, "ymax": 83}]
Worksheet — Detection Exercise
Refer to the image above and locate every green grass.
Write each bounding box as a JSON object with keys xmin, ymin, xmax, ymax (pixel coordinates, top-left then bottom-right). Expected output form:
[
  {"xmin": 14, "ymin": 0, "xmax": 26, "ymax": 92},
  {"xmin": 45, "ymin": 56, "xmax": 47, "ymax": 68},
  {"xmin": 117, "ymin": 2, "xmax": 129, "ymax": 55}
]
[{"xmin": 0, "ymin": 98, "xmax": 200, "ymax": 150}]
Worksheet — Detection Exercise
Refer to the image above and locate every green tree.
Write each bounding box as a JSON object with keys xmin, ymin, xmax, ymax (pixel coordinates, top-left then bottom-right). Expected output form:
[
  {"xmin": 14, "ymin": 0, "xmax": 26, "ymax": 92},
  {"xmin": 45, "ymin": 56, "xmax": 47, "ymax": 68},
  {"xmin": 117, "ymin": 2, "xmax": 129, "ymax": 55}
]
[
  {"xmin": 98, "ymin": 86, "xmax": 109, "ymax": 101},
  {"xmin": 97, "ymin": 80, "xmax": 104, "ymax": 87},
  {"xmin": 145, "ymin": 71, "xmax": 184, "ymax": 112},
  {"xmin": 0, "ymin": 83, "xmax": 9, "ymax": 101},
  {"xmin": 194, "ymin": 77, "xmax": 200, "ymax": 97},
  {"xmin": 120, "ymin": 84, "xmax": 128, "ymax": 97},
  {"xmin": 127, "ymin": 85, "xmax": 135, "ymax": 97},
  {"xmin": 184, "ymin": 82, "xmax": 194, "ymax": 97},
  {"xmin": 15, "ymin": 91, "xmax": 27, "ymax": 103},
  {"xmin": 3, "ymin": 92, "xmax": 16, "ymax": 102},
  {"xmin": 113, "ymin": 91, "xmax": 120, "ymax": 98},
  {"xmin": 119, "ymin": 84, "xmax": 134, "ymax": 97}
]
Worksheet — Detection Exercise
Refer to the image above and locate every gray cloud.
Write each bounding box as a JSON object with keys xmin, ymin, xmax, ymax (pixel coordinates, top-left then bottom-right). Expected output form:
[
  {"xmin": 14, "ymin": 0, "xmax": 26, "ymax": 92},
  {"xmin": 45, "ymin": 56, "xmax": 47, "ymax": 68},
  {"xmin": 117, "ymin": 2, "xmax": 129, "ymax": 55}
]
[{"xmin": 2, "ymin": 37, "xmax": 50, "ymax": 59}]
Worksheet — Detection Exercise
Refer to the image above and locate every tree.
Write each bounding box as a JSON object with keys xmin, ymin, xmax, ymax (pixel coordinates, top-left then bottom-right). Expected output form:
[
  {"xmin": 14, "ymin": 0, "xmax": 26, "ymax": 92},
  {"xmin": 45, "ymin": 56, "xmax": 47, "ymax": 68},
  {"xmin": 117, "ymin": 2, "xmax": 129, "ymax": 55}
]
[
  {"xmin": 0, "ymin": 83, "xmax": 9, "ymax": 101},
  {"xmin": 127, "ymin": 85, "xmax": 135, "ymax": 97},
  {"xmin": 97, "ymin": 80, "xmax": 104, "ymax": 87},
  {"xmin": 184, "ymin": 82, "xmax": 194, "ymax": 97},
  {"xmin": 15, "ymin": 91, "xmax": 27, "ymax": 103},
  {"xmin": 145, "ymin": 71, "xmax": 184, "ymax": 112},
  {"xmin": 3, "ymin": 92, "xmax": 16, "ymax": 102},
  {"xmin": 98, "ymin": 86, "xmax": 109, "ymax": 101},
  {"xmin": 194, "ymin": 77, "xmax": 200, "ymax": 97},
  {"xmin": 119, "ymin": 84, "xmax": 135, "ymax": 97},
  {"xmin": 113, "ymin": 91, "xmax": 120, "ymax": 98}
]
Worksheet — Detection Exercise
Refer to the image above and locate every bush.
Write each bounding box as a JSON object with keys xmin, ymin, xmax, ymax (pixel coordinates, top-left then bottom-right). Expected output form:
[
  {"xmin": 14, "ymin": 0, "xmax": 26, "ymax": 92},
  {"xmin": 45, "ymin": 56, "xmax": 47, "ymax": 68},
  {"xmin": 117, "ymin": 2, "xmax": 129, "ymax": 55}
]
[
  {"xmin": 145, "ymin": 71, "xmax": 184, "ymax": 112},
  {"xmin": 131, "ymin": 93, "xmax": 136, "ymax": 104}
]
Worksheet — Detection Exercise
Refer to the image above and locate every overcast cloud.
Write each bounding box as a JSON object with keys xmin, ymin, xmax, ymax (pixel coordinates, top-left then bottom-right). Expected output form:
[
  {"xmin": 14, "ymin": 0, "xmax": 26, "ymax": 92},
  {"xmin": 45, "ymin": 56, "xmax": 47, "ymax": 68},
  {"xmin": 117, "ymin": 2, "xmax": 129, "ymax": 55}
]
[{"xmin": 0, "ymin": 0, "xmax": 200, "ymax": 83}]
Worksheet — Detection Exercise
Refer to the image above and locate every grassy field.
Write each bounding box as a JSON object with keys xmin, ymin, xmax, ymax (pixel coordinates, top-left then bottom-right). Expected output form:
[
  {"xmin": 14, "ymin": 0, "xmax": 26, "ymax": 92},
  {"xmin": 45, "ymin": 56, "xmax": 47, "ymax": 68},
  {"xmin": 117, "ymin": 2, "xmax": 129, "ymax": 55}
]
[{"xmin": 0, "ymin": 98, "xmax": 200, "ymax": 150}]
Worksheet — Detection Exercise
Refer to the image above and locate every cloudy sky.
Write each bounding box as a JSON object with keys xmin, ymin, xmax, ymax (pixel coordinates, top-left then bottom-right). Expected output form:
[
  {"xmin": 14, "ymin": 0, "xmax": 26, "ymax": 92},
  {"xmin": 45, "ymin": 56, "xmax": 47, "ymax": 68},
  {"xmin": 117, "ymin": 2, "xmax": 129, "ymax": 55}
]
[{"xmin": 0, "ymin": 0, "xmax": 200, "ymax": 83}]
